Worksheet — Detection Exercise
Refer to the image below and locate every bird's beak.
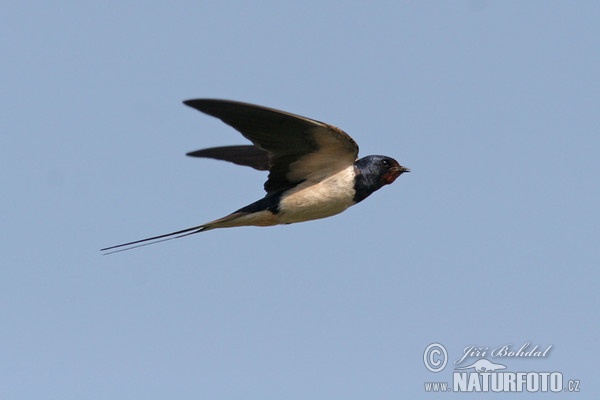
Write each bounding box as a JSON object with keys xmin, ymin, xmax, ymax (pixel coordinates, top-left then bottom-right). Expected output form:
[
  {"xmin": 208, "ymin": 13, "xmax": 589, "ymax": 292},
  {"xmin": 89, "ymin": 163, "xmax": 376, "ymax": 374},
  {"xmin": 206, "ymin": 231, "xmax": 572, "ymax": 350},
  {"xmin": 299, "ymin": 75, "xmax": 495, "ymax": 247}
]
[{"xmin": 390, "ymin": 166, "xmax": 410, "ymax": 174}]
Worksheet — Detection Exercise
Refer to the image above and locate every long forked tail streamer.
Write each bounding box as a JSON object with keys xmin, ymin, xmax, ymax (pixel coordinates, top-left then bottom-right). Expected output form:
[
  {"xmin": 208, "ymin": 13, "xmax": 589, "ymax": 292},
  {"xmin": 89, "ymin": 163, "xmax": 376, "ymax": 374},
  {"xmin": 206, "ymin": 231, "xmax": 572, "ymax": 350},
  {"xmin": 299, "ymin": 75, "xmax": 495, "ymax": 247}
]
[{"xmin": 100, "ymin": 226, "xmax": 206, "ymax": 255}]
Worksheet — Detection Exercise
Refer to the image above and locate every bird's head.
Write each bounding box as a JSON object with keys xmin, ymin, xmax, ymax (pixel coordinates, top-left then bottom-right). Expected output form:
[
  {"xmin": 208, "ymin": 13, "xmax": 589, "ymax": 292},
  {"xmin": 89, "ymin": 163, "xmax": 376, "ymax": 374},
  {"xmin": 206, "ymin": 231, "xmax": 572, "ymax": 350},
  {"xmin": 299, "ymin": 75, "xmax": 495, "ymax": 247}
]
[
  {"xmin": 355, "ymin": 155, "xmax": 409, "ymax": 186},
  {"xmin": 353, "ymin": 155, "xmax": 409, "ymax": 203}
]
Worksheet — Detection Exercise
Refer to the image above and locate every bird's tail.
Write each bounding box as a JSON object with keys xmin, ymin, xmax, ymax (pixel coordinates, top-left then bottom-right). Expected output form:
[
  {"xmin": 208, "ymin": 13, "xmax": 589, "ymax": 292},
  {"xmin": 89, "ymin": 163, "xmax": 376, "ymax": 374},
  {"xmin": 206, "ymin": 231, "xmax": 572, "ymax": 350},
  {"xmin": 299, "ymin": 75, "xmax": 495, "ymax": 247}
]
[
  {"xmin": 100, "ymin": 225, "xmax": 211, "ymax": 254},
  {"xmin": 100, "ymin": 211, "xmax": 263, "ymax": 255}
]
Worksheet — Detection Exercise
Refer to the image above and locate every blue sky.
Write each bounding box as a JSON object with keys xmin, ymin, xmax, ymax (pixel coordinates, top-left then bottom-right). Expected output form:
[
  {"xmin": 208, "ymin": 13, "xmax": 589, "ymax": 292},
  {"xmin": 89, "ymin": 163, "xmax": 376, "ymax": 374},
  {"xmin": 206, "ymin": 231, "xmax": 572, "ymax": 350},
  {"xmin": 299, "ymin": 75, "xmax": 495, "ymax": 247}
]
[{"xmin": 2, "ymin": 1, "xmax": 599, "ymax": 398}]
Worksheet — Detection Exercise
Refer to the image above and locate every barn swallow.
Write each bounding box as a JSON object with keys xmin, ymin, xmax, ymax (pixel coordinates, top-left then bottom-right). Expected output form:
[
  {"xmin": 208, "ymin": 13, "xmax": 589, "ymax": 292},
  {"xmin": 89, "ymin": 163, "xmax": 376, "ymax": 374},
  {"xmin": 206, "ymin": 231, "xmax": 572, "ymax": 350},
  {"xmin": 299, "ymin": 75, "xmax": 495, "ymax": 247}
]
[{"xmin": 101, "ymin": 99, "xmax": 409, "ymax": 253}]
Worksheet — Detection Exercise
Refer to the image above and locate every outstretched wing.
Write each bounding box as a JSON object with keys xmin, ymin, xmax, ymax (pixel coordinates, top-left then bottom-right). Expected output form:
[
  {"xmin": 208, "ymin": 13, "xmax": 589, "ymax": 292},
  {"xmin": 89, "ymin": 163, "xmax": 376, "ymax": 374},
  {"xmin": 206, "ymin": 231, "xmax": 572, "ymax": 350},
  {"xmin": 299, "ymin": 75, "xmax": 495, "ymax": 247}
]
[{"xmin": 183, "ymin": 99, "xmax": 359, "ymax": 194}]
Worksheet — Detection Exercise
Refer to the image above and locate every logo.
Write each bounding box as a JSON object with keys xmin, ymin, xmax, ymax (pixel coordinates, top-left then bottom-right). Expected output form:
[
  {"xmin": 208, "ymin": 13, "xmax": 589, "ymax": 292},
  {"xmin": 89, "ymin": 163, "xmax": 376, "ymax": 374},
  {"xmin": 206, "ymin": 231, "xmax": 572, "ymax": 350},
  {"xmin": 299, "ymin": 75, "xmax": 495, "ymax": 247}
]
[
  {"xmin": 422, "ymin": 342, "xmax": 581, "ymax": 393},
  {"xmin": 423, "ymin": 343, "xmax": 447, "ymax": 372},
  {"xmin": 454, "ymin": 358, "xmax": 506, "ymax": 372}
]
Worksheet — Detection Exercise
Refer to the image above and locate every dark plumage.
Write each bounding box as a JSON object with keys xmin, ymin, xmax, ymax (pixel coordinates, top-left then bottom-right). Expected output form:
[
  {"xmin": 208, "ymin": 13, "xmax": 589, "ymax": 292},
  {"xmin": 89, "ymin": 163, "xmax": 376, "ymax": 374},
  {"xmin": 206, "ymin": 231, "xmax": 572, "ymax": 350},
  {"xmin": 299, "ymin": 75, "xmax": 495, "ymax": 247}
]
[
  {"xmin": 101, "ymin": 99, "xmax": 409, "ymax": 253},
  {"xmin": 353, "ymin": 155, "xmax": 405, "ymax": 203}
]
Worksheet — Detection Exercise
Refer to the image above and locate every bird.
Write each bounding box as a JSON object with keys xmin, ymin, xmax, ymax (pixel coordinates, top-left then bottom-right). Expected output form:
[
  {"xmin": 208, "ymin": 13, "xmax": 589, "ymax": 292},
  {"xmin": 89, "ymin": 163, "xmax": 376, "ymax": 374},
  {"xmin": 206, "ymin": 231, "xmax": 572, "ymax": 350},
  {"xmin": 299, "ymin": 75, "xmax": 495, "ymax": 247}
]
[{"xmin": 101, "ymin": 99, "xmax": 409, "ymax": 253}]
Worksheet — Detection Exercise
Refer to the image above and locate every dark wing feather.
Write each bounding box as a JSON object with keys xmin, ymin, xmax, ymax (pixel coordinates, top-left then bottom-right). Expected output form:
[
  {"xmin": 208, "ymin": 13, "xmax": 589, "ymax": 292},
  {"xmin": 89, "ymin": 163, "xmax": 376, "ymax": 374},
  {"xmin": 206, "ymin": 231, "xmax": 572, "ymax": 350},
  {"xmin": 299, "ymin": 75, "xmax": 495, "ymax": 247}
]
[
  {"xmin": 187, "ymin": 145, "xmax": 269, "ymax": 171},
  {"xmin": 183, "ymin": 99, "xmax": 359, "ymax": 193}
]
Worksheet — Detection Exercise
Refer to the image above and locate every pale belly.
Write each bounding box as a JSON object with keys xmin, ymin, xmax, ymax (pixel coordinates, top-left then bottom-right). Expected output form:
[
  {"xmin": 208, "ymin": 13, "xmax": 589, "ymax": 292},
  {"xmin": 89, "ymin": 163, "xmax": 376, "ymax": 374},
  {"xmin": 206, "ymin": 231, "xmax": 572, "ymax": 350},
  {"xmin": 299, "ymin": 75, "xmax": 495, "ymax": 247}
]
[{"xmin": 277, "ymin": 166, "xmax": 357, "ymax": 224}]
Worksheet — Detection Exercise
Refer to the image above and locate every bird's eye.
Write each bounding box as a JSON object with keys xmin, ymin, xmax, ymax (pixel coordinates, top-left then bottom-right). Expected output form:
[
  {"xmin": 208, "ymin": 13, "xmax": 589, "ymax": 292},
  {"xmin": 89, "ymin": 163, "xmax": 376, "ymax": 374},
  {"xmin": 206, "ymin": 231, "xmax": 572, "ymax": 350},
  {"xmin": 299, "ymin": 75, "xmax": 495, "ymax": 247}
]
[{"xmin": 381, "ymin": 159, "xmax": 389, "ymax": 167}]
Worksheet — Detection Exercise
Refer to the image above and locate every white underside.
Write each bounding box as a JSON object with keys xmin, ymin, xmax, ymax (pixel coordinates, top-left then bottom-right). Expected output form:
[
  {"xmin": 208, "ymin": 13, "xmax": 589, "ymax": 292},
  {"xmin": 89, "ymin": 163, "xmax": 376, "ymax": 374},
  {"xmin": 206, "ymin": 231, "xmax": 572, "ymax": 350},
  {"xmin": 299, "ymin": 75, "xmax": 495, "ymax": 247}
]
[
  {"xmin": 203, "ymin": 165, "xmax": 357, "ymax": 229},
  {"xmin": 277, "ymin": 165, "xmax": 357, "ymax": 223}
]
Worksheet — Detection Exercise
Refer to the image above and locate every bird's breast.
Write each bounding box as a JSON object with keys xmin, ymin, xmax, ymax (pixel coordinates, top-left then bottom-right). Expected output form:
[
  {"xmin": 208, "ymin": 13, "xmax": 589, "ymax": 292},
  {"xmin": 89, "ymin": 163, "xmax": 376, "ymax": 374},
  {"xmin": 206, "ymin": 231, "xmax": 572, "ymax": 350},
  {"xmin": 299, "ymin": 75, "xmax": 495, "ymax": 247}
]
[{"xmin": 277, "ymin": 165, "xmax": 357, "ymax": 223}]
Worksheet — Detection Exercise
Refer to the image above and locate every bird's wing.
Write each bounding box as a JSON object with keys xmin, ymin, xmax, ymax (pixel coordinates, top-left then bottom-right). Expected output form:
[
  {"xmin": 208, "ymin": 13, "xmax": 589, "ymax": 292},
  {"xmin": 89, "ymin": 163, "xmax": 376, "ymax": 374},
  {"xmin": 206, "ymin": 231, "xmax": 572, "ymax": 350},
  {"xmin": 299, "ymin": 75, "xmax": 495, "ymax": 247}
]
[
  {"xmin": 183, "ymin": 99, "xmax": 359, "ymax": 193},
  {"xmin": 187, "ymin": 145, "xmax": 270, "ymax": 171}
]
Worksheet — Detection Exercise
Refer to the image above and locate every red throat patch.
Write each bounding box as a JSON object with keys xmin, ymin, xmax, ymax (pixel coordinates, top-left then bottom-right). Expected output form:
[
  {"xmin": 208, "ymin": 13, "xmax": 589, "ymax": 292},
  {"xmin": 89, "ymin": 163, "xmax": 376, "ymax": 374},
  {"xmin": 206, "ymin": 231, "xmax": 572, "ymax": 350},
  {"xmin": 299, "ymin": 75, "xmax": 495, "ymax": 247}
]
[{"xmin": 382, "ymin": 170, "xmax": 400, "ymax": 185}]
